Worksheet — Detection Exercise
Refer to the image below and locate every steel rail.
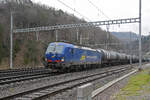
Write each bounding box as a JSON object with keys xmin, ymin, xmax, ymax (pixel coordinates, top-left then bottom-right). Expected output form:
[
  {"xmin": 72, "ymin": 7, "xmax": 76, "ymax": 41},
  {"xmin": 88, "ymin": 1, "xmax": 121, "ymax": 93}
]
[
  {"xmin": 0, "ymin": 66, "xmax": 132, "ymax": 100},
  {"xmin": 0, "ymin": 68, "xmax": 51, "ymax": 77},
  {"xmin": 0, "ymin": 71, "xmax": 53, "ymax": 85},
  {"xmin": 0, "ymin": 67, "xmax": 46, "ymax": 74},
  {"xmin": 0, "ymin": 73, "xmax": 54, "ymax": 85}
]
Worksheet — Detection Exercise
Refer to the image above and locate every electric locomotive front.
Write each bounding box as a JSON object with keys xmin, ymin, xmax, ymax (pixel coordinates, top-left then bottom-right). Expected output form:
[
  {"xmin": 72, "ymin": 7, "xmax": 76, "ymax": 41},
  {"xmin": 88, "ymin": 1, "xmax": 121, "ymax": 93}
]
[{"xmin": 44, "ymin": 42, "xmax": 65, "ymax": 68}]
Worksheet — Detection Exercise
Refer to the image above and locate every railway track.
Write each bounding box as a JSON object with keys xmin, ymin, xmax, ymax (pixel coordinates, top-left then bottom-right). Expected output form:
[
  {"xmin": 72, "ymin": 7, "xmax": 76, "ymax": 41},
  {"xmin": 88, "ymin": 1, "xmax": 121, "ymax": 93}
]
[
  {"xmin": 0, "ymin": 68, "xmax": 54, "ymax": 86},
  {"xmin": 0, "ymin": 67, "xmax": 49, "ymax": 77},
  {"xmin": 0, "ymin": 65, "xmax": 133, "ymax": 100},
  {"xmin": 0, "ymin": 63, "xmax": 141, "ymax": 86},
  {"xmin": 0, "ymin": 64, "xmax": 135, "ymax": 86}
]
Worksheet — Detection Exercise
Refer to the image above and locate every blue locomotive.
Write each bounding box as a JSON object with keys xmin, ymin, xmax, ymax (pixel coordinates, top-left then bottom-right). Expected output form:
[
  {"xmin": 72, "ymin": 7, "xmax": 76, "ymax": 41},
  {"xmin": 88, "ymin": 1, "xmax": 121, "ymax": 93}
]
[
  {"xmin": 44, "ymin": 42, "xmax": 102, "ymax": 70},
  {"xmin": 44, "ymin": 42, "xmax": 139, "ymax": 71}
]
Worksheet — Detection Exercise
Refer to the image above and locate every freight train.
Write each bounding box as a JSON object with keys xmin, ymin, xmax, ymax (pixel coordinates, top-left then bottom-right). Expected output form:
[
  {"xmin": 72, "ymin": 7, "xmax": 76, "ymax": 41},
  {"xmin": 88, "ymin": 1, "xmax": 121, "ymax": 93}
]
[{"xmin": 44, "ymin": 42, "xmax": 139, "ymax": 71}]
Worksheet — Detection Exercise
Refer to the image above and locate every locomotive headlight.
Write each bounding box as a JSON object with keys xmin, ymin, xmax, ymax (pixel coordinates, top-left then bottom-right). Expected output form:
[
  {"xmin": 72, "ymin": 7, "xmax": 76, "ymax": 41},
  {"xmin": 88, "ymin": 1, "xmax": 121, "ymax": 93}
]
[
  {"xmin": 45, "ymin": 58, "xmax": 47, "ymax": 61},
  {"xmin": 61, "ymin": 57, "xmax": 64, "ymax": 62}
]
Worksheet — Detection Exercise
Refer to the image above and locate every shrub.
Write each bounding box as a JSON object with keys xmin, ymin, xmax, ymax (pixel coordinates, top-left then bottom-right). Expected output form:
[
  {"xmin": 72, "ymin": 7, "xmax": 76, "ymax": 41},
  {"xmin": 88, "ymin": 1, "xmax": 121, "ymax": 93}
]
[
  {"xmin": 23, "ymin": 40, "xmax": 39, "ymax": 65},
  {"xmin": 0, "ymin": 24, "xmax": 8, "ymax": 63},
  {"xmin": 13, "ymin": 39, "xmax": 21, "ymax": 59}
]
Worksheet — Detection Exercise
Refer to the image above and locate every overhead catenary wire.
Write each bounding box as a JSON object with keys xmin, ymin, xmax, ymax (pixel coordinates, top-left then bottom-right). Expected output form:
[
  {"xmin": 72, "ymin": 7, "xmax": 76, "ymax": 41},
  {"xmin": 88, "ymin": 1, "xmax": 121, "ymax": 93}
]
[
  {"xmin": 57, "ymin": 0, "xmax": 91, "ymax": 21},
  {"xmin": 87, "ymin": 0, "xmax": 112, "ymax": 50},
  {"xmin": 87, "ymin": 0, "xmax": 110, "ymax": 20}
]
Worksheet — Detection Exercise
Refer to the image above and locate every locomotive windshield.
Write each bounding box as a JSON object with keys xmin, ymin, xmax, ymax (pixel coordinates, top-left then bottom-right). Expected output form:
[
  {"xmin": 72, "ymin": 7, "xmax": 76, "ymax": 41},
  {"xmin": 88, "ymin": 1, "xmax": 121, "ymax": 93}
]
[{"xmin": 46, "ymin": 45, "xmax": 64, "ymax": 54}]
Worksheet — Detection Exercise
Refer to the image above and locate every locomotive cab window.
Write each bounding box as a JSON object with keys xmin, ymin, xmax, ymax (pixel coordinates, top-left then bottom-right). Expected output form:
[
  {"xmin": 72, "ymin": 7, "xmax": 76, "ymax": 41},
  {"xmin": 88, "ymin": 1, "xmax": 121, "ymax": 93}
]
[
  {"xmin": 55, "ymin": 45, "xmax": 64, "ymax": 54},
  {"xmin": 46, "ymin": 45, "xmax": 64, "ymax": 54},
  {"xmin": 46, "ymin": 45, "xmax": 55, "ymax": 53}
]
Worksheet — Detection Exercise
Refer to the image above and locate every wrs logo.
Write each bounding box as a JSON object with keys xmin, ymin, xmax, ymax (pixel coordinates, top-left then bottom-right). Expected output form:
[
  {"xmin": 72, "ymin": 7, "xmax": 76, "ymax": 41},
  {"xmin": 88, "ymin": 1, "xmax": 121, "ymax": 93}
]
[{"xmin": 80, "ymin": 55, "xmax": 85, "ymax": 61}]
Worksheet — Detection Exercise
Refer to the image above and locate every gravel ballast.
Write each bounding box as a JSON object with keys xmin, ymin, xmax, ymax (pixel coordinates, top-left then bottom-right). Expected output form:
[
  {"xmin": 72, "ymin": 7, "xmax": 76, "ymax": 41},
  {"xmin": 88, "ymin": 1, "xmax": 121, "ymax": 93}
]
[{"xmin": 0, "ymin": 64, "xmax": 137, "ymax": 99}]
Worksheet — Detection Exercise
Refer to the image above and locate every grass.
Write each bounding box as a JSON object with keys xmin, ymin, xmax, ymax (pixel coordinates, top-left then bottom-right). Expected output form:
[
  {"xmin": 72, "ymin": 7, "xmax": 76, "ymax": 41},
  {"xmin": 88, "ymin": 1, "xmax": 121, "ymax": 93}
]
[{"xmin": 114, "ymin": 68, "xmax": 150, "ymax": 100}]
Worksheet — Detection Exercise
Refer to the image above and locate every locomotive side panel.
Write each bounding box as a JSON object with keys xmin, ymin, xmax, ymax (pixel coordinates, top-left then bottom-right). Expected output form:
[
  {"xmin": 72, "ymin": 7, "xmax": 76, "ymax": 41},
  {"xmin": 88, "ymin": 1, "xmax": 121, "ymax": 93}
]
[{"xmin": 64, "ymin": 47, "xmax": 102, "ymax": 65}]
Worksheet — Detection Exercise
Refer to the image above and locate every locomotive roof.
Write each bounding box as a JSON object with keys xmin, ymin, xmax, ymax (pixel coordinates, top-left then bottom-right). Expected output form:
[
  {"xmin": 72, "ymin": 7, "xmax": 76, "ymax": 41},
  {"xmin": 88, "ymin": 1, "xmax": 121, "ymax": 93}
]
[
  {"xmin": 74, "ymin": 46, "xmax": 96, "ymax": 51},
  {"xmin": 50, "ymin": 42, "xmax": 96, "ymax": 51},
  {"xmin": 50, "ymin": 42, "xmax": 74, "ymax": 47}
]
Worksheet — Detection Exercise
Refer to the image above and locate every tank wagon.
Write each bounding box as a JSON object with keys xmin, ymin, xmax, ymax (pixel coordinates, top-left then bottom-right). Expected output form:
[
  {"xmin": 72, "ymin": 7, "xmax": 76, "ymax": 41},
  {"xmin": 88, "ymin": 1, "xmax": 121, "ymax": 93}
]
[{"xmin": 44, "ymin": 42, "xmax": 139, "ymax": 71}]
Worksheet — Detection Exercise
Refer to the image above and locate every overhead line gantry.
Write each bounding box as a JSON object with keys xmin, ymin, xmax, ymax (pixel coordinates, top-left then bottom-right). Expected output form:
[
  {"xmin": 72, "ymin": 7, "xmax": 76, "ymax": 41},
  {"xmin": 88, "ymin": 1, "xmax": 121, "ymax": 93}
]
[{"xmin": 13, "ymin": 17, "xmax": 139, "ymax": 33}]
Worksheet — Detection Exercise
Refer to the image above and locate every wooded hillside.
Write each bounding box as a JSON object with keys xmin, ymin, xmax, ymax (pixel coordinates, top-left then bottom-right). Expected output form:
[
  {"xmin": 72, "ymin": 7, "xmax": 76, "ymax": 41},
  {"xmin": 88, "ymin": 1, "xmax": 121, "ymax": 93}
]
[{"xmin": 0, "ymin": 1, "xmax": 122, "ymax": 69}]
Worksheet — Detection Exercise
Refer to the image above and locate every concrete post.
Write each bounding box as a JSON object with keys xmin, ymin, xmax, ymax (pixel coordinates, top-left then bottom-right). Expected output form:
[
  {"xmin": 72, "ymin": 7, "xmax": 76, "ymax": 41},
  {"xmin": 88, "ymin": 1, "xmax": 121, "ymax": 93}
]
[
  {"xmin": 36, "ymin": 31, "xmax": 39, "ymax": 41},
  {"xmin": 106, "ymin": 25, "xmax": 109, "ymax": 50},
  {"xmin": 130, "ymin": 32, "xmax": 132, "ymax": 65},
  {"xmin": 77, "ymin": 83, "xmax": 92, "ymax": 100},
  {"xmin": 10, "ymin": 11, "xmax": 13, "ymax": 69},
  {"xmin": 80, "ymin": 34, "xmax": 82, "ymax": 44},
  {"xmin": 56, "ymin": 30, "xmax": 58, "ymax": 41},
  {"xmin": 139, "ymin": 0, "xmax": 142, "ymax": 70},
  {"xmin": 77, "ymin": 28, "xmax": 79, "ymax": 42}
]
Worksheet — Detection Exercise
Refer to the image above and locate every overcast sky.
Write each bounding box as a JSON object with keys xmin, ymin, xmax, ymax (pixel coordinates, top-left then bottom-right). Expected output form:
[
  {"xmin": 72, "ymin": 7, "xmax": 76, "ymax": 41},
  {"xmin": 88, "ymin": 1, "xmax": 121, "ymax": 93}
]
[{"xmin": 32, "ymin": 0, "xmax": 150, "ymax": 35}]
